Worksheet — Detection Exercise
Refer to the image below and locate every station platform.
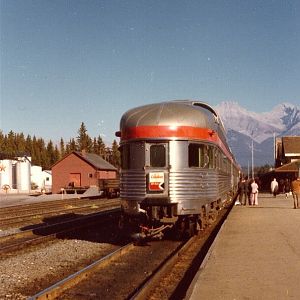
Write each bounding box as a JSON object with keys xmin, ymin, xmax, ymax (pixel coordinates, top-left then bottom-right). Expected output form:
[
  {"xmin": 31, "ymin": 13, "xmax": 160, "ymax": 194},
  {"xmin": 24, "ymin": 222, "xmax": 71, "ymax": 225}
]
[{"xmin": 186, "ymin": 193, "xmax": 300, "ymax": 300}]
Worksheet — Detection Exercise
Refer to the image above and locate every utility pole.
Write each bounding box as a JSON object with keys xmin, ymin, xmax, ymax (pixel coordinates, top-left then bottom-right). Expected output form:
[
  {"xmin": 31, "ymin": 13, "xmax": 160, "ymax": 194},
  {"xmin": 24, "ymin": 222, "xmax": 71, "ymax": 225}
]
[
  {"xmin": 247, "ymin": 161, "xmax": 250, "ymax": 179},
  {"xmin": 273, "ymin": 132, "xmax": 276, "ymax": 166},
  {"xmin": 251, "ymin": 140, "xmax": 254, "ymax": 179}
]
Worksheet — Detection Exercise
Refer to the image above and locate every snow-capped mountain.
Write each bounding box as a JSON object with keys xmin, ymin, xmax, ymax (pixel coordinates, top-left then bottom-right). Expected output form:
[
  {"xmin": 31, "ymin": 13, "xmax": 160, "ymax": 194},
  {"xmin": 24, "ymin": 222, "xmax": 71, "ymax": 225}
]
[{"xmin": 214, "ymin": 101, "xmax": 300, "ymax": 166}]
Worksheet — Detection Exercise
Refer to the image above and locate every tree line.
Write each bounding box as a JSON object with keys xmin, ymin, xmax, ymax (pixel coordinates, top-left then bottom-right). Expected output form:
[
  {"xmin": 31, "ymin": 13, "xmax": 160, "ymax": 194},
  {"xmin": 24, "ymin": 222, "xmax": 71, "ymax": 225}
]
[{"xmin": 0, "ymin": 122, "xmax": 120, "ymax": 170}]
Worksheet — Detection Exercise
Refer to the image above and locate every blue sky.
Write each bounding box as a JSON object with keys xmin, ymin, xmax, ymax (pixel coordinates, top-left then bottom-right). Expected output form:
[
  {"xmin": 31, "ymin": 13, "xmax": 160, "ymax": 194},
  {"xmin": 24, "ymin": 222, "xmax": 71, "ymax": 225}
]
[{"xmin": 1, "ymin": 0, "xmax": 299, "ymax": 145}]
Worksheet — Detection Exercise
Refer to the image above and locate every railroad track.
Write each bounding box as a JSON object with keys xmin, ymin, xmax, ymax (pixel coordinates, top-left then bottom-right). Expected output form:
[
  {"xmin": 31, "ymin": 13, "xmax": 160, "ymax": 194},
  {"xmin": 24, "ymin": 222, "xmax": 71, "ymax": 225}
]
[
  {"xmin": 0, "ymin": 198, "xmax": 119, "ymax": 218},
  {"xmin": 0, "ymin": 199, "xmax": 120, "ymax": 229},
  {"xmin": 29, "ymin": 242, "xmax": 135, "ymax": 300},
  {"xmin": 0, "ymin": 208, "xmax": 121, "ymax": 255},
  {"xmin": 28, "ymin": 199, "xmax": 234, "ymax": 300}
]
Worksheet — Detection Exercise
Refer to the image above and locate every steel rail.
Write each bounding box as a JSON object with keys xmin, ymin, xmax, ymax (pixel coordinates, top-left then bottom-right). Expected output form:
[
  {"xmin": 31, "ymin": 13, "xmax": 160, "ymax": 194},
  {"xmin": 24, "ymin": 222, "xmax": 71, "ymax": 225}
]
[
  {"xmin": 128, "ymin": 237, "xmax": 195, "ymax": 300},
  {"xmin": 28, "ymin": 242, "xmax": 135, "ymax": 300},
  {"xmin": 0, "ymin": 201, "xmax": 120, "ymax": 227},
  {"xmin": 0, "ymin": 208, "xmax": 121, "ymax": 254},
  {"xmin": 0, "ymin": 198, "xmax": 120, "ymax": 218},
  {"xmin": 130, "ymin": 196, "xmax": 236, "ymax": 300},
  {"xmin": 0, "ymin": 198, "xmax": 87, "ymax": 214}
]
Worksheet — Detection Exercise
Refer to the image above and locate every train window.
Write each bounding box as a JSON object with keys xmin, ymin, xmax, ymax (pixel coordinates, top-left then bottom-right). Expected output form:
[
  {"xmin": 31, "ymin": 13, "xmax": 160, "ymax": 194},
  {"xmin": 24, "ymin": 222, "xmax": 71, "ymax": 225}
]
[
  {"xmin": 208, "ymin": 146, "xmax": 215, "ymax": 169},
  {"xmin": 121, "ymin": 144, "xmax": 130, "ymax": 169},
  {"xmin": 150, "ymin": 144, "xmax": 166, "ymax": 167},
  {"xmin": 223, "ymin": 157, "xmax": 229, "ymax": 174},
  {"xmin": 188, "ymin": 143, "xmax": 205, "ymax": 168},
  {"xmin": 215, "ymin": 150, "xmax": 220, "ymax": 169},
  {"xmin": 130, "ymin": 142, "xmax": 145, "ymax": 169}
]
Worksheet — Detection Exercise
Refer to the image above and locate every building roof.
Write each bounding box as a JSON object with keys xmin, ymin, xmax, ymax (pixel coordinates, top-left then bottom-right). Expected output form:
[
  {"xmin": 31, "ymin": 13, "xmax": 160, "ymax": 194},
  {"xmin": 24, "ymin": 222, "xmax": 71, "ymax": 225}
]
[
  {"xmin": 275, "ymin": 159, "xmax": 300, "ymax": 173},
  {"xmin": 74, "ymin": 152, "xmax": 117, "ymax": 171},
  {"xmin": 283, "ymin": 136, "xmax": 300, "ymax": 156},
  {"xmin": 51, "ymin": 151, "xmax": 117, "ymax": 171}
]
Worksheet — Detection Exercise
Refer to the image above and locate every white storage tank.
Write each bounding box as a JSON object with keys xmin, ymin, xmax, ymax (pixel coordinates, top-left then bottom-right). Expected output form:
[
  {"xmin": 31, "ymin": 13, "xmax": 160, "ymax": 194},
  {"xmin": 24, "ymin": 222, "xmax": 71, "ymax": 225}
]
[
  {"xmin": 0, "ymin": 160, "xmax": 13, "ymax": 190},
  {"xmin": 31, "ymin": 165, "xmax": 43, "ymax": 189},
  {"xmin": 16, "ymin": 157, "xmax": 31, "ymax": 193}
]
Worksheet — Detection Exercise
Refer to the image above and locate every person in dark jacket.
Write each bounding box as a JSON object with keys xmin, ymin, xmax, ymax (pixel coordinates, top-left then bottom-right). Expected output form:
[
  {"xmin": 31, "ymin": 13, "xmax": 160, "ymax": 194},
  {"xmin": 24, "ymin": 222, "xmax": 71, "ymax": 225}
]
[{"xmin": 238, "ymin": 177, "xmax": 249, "ymax": 206}]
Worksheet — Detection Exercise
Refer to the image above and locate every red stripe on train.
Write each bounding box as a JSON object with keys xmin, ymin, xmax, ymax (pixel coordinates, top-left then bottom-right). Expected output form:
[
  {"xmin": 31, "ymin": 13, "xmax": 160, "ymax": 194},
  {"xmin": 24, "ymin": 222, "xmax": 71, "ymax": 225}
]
[
  {"xmin": 121, "ymin": 126, "xmax": 217, "ymax": 141},
  {"xmin": 121, "ymin": 125, "xmax": 234, "ymax": 162}
]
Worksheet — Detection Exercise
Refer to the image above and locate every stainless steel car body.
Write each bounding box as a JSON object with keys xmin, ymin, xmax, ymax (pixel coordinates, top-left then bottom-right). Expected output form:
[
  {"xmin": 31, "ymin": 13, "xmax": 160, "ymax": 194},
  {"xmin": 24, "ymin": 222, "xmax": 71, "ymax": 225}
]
[{"xmin": 117, "ymin": 100, "xmax": 239, "ymax": 218}]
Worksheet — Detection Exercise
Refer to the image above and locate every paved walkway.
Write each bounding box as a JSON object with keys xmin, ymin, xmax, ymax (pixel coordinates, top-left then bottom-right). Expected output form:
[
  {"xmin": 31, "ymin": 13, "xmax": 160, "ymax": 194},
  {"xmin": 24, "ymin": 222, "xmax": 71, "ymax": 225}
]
[{"xmin": 186, "ymin": 193, "xmax": 300, "ymax": 300}]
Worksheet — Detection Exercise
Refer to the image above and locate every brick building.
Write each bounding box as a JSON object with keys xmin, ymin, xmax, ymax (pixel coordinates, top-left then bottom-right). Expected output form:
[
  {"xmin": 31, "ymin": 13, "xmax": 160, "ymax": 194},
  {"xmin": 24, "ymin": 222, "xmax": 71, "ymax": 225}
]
[{"xmin": 51, "ymin": 151, "xmax": 118, "ymax": 194}]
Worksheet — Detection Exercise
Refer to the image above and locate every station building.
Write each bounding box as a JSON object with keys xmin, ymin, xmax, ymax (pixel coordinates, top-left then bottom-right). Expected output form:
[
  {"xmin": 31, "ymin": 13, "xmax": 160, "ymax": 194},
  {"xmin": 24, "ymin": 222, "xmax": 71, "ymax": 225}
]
[
  {"xmin": 260, "ymin": 136, "xmax": 300, "ymax": 191},
  {"xmin": 275, "ymin": 136, "xmax": 300, "ymax": 178},
  {"xmin": 51, "ymin": 151, "xmax": 118, "ymax": 194},
  {"xmin": 275, "ymin": 136, "xmax": 300, "ymax": 168}
]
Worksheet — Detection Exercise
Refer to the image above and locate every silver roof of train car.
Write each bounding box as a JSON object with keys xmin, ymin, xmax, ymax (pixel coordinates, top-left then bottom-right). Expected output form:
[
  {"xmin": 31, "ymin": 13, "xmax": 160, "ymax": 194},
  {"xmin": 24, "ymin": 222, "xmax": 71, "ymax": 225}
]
[{"xmin": 119, "ymin": 100, "xmax": 225, "ymax": 131}]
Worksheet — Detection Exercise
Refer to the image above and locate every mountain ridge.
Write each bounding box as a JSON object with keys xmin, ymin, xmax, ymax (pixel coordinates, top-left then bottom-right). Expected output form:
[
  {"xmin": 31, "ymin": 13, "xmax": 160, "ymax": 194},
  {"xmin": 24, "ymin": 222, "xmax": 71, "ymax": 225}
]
[{"xmin": 214, "ymin": 101, "xmax": 300, "ymax": 166}]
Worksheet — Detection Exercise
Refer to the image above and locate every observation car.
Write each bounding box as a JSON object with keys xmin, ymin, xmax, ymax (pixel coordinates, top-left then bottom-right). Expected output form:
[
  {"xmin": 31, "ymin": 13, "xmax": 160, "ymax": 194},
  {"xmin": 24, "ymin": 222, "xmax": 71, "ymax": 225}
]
[{"xmin": 115, "ymin": 100, "xmax": 240, "ymax": 238}]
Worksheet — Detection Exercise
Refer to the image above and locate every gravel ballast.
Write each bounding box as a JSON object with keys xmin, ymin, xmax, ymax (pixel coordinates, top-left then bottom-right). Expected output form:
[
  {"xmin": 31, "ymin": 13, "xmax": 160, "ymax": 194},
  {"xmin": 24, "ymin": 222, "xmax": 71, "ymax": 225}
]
[{"xmin": 0, "ymin": 239, "xmax": 118, "ymax": 299}]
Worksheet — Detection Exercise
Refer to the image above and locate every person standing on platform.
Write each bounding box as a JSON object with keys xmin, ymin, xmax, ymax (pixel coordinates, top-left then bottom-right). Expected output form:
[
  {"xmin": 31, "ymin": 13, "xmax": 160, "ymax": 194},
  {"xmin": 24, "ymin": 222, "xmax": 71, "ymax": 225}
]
[
  {"xmin": 284, "ymin": 178, "xmax": 291, "ymax": 198},
  {"xmin": 250, "ymin": 178, "xmax": 259, "ymax": 205},
  {"xmin": 238, "ymin": 177, "xmax": 248, "ymax": 205},
  {"xmin": 291, "ymin": 177, "xmax": 300, "ymax": 209},
  {"xmin": 247, "ymin": 177, "xmax": 252, "ymax": 204},
  {"xmin": 279, "ymin": 178, "xmax": 285, "ymax": 194},
  {"xmin": 270, "ymin": 178, "xmax": 279, "ymax": 197}
]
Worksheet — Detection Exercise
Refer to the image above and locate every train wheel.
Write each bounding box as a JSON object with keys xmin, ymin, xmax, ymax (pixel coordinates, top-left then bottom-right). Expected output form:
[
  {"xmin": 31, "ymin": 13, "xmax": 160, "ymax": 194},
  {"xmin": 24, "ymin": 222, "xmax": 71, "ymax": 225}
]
[
  {"xmin": 118, "ymin": 214, "xmax": 130, "ymax": 232},
  {"xmin": 174, "ymin": 217, "xmax": 196, "ymax": 239},
  {"xmin": 172, "ymin": 218, "xmax": 185, "ymax": 240},
  {"xmin": 188, "ymin": 219, "xmax": 196, "ymax": 237}
]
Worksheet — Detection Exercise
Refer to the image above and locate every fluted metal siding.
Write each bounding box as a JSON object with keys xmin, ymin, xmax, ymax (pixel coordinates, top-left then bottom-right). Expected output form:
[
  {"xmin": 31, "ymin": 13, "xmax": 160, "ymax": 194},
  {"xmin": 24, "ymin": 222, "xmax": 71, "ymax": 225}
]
[
  {"xmin": 120, "ymin": 170, "xmax": 146, "ymax": 199},
  {"xmin": 120, "ymin": 169, "xmax": 229, "ymax": 200},
  {"xmin": 169, "ymin": 169, "xmax": 218, "ymax": 201}
]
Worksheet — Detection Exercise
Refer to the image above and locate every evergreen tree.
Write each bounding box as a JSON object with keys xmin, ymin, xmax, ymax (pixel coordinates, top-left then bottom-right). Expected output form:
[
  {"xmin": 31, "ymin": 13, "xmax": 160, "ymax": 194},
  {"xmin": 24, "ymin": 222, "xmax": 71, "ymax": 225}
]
[
  {"xmin": 65, "ymin": 143, "xmax": 71, "ymax": 155},
  {"xmin": 60, "ymin": 138, "xmax": 65, "ymax": 159},
  {"xmin": 76, "ymin": 122, "xmax": 92, "ymax": 152},
  {"xmin": 97, "ymin": 135, "xmax": 106, "ymax": 158},
  {"xmin": 68, "ymin": 138, "xmax": 77, "ymax": 152},
  {"xmin": 1, "ymin": 127, "xmax": 113, "ymax": 170},
  {"xmin": 54, "ymin": 145, "xmax": 60, "ymax": 164},
  {"xmin": 110, "ymin": 140, "xmax": 120, "ymax": 169},
  {"xmin": 6, "ymin": 131, "xmax": 16, "ymax": 157},
  {"xmin": 25, "ymin": 135, "xmax": 32, "ymax": 156},
  {"xmin": 0, "ymin": 131, "xmax": 4, "ymax": 158},
  {"xmin": 105, "ymin": 146, "xmax": 112, "ymax": 162},
  {"xmin": 15, "ymin": 133, "xmax": 26, "ymax": 155},
  {"xmin": 92, "ymin": 137, "xmax": 98, "ymax": 154},
  {"xmin": 46, "ymin": 140, "xmax": 56, "ymax": 168}
]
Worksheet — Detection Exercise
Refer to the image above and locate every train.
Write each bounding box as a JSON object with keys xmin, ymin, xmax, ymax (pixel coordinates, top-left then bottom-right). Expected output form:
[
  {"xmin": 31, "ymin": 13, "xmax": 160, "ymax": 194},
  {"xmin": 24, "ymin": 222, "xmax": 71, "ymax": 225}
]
[{"xmin": 115, "ymin": 100, "xmax": 240, "ymax": 239}]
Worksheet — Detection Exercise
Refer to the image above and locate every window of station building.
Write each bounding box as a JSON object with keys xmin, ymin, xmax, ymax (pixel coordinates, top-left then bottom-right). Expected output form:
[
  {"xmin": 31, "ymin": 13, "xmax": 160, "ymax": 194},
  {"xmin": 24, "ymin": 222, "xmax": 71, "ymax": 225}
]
[{"xmin": 150, "ymin": 144, "xmax": 166, "ymax": 167}]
